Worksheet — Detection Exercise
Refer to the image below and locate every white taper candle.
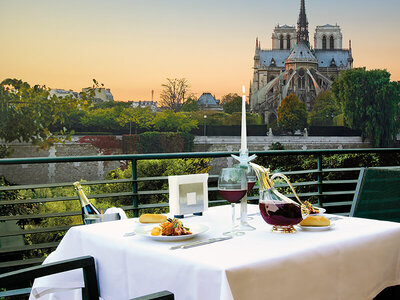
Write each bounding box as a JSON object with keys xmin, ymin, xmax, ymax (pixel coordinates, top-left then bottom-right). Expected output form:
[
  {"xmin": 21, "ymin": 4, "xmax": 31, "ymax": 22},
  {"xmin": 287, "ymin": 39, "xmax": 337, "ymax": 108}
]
[{"xmin": 241, "ymin": 85, "xmax": 247, "ymax": 155}]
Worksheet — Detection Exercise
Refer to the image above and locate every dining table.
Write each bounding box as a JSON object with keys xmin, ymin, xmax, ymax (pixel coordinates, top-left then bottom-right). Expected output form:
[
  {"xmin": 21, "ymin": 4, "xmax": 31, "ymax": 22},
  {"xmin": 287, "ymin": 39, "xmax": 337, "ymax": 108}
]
[{"xmin": 29, "ymin": 204, "xmax": 400, "ymax": 300}]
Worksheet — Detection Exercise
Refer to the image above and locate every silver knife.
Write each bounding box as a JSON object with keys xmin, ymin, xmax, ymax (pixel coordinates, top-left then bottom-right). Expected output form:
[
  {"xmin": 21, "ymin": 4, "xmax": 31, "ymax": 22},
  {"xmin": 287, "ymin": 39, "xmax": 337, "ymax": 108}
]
[{"xmin": 170, "ymin": 236, "xmax": 232, "ymax": 250}]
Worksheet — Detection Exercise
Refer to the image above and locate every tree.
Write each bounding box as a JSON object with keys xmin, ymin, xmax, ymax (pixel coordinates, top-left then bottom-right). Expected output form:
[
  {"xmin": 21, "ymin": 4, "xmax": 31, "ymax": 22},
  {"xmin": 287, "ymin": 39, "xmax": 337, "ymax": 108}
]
[
  {"xmin": 277, "ymin": 94, "xmax": 308, "ymax": 134},
  {"xmin": 117, "ymin": 106, "xmax": 155, "ymax": 134},
  {"xmin": 153, "ymin": 110, "xmax": 198, "ymax": 132},
  {"xmin": 80, "ymin": 107, "xmax": 122, "ymax": 132},
  {"xmin": 159, "ymin": 78, "xmax": 189, "ymax": 112},
  {"xmin": 221, "ymin": 93, "xmax": 247, "ymax": 114},
  {"xmin": 332, "ymin": 68, "xmax": 400, "ymax": 147},
  {"xmin": 0, "ymin": 78, "xmax": 92, "ymax": 155},
  {"xmin": 220, "ymin": 93, "xmax": 240, "ymax": 105},
  {"xmin": 181, "ymin": 98, "xmax": 199, "ymax": 112},
  {"xmin": 309, "ymin": 91, "xmax": 341, "ymax": 126}
]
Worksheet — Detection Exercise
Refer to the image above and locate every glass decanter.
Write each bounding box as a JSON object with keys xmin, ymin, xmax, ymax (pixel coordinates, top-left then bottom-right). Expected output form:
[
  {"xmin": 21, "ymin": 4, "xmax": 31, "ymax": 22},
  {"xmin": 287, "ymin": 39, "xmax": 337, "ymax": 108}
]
[{"xmin": 249, "ymin": 163, "xmax": 309, "ymax": 233}]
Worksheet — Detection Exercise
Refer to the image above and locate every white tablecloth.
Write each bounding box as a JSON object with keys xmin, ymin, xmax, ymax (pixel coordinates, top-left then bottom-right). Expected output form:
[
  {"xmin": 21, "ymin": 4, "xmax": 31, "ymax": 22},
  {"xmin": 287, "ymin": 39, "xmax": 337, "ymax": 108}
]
[{"xmin": 30, "ymin": 205, "xmax": 400, "ymax": 300}]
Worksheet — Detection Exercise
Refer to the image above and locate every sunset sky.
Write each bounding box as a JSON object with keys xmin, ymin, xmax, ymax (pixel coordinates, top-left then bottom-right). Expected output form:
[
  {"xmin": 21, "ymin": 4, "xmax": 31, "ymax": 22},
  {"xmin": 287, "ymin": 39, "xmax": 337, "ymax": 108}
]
[{"xmin": 1, "ymin": 0, "xmax": 400, "ymax": 102}]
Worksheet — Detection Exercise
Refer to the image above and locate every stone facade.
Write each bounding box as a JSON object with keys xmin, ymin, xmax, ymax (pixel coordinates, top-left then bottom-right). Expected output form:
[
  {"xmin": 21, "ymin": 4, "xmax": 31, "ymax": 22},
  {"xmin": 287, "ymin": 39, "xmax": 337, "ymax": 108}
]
[
  {"xmin": 250, "ymin": 0, "xmax": 353, "ymax": 124},
  {"xmin": 0, "ymin": 136, "xmax": 123, "ymax": 185},
  {"xmin": 193, "ymin": 136, "xmax": 370, "ymax": 174},
  {"xmin": 1, "ymin": 134, "xmax": 370, "ymax": 183}
]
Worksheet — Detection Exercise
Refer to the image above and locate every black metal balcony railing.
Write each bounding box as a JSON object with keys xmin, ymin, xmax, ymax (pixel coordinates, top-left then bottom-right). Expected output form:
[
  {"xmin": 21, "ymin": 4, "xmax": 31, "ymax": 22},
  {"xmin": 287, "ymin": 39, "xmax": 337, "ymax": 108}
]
[{"xmin": 1, "ymin": 148, "xmax": 400, "ymax": 272}]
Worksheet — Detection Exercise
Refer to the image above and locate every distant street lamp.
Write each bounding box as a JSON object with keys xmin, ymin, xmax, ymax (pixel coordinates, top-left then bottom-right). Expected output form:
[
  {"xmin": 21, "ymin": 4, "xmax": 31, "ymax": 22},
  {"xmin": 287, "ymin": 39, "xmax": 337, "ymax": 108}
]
[
  {"xmin": 129, "ymin": 103, "xmax": 134, "ymax": 135},
  {"xmin": 203, "ymin": 115, "xmax": 207, "ymax": 152}
]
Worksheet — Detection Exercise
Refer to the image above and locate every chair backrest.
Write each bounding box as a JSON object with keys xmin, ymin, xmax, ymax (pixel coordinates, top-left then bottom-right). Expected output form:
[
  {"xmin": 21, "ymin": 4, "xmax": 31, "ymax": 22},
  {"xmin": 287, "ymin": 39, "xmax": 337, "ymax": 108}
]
[
  {"xmin": 0, "ymin": 255, "xmax": 99, "ymax": 300},
  {"xmin": 350, "ymin": 167, "xmax": 400, "ymax": 222}
]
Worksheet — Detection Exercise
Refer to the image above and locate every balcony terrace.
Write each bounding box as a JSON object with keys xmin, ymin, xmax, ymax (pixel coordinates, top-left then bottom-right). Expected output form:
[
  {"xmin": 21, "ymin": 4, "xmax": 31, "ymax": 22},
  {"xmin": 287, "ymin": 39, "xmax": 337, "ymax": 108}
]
[{"xmin": 1, "ymin": 148, "xmax": 400, "ymax": 273}]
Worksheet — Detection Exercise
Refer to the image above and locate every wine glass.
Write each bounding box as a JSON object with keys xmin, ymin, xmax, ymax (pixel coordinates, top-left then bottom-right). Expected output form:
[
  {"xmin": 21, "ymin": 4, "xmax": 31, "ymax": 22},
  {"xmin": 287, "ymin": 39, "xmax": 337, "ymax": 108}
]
[
  {"xmin": 247, "ymin": 167, "xmax": 257, "ymax": 192},
  {"xmin": 218, "ymin": 168, "xmax": 248, "ymax": 237}
]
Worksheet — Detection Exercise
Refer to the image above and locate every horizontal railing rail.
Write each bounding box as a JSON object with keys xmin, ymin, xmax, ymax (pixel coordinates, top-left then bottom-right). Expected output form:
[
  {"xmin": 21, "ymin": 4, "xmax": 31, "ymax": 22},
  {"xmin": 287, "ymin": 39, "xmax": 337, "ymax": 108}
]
[{"xmin": 1, "ymin": 148, "xmax": 400, "ymax": 271}]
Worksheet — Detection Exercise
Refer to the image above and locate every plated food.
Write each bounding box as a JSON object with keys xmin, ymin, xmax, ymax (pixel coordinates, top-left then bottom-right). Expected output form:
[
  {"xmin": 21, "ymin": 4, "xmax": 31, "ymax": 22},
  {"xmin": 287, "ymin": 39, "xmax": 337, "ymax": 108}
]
[
  {"xmin": 152, "ymin": 218, "xmax": 192, "ymax": 236},
  {"xmin": 134, "ymin": 223, "xmax": 209, "ymax": 241},
  {"xmin": 139, "ymin": 213, "xmax": 167, "ymax": 224},
  {"xmin": 300, "ymin": 215, "xmax": 330, "ymax": 227},
  {"xmin": 299, "ymin": 215, "xmax": 334, "ymax": 231},
  {"xmin": 303, "ymin": 201, "xmax": 326, "ymax": 215}
]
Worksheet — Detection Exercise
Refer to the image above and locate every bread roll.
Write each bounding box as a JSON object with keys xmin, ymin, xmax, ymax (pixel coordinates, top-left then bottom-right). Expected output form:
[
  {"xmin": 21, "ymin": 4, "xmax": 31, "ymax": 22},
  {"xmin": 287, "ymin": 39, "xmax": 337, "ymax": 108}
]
[
  {"xmin": 139, "ymin": 214, "xmax": 167, "ymax": 223},
  {"xmin": 300, "ymin": 215, "xmax": 330, "ymax": 227}
]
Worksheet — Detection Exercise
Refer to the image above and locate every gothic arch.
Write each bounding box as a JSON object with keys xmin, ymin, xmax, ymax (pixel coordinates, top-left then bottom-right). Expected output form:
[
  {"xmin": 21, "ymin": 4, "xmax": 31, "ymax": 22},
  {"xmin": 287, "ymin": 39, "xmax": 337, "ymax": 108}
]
[
  {"xmin": 280, "ymin": 35, "xmax": 284, "ymax": 50},
  {"xmin": 330, "ymin": 35, "xmax": 334, "ymax": 49},
  {"xmin": 322, "ymin": 35, "xmax": 327, "ymax": 50}
]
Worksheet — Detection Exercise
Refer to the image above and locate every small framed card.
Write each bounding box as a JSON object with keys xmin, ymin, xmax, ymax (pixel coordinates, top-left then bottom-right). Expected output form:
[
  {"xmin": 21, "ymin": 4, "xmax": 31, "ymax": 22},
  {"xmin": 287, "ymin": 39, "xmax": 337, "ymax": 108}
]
[{"xmin": 168, "ymin": 174, "xmax": 209, "ymax": 218}]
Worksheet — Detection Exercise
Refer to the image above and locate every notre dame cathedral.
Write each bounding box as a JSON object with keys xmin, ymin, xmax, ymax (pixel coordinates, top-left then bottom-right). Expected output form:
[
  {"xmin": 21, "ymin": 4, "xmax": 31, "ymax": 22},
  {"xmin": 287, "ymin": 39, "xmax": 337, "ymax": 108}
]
[{"xmin": 249, "ymin": 0, "xmax": 353, "ymax": 124}]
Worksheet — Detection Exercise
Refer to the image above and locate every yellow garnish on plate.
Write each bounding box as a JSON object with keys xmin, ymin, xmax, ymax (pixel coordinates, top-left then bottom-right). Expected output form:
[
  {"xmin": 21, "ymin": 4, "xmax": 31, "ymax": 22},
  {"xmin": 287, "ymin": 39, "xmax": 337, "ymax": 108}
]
[{"xmin": 151, "ymin": 227, "xmax": 161, "ymax": 236}]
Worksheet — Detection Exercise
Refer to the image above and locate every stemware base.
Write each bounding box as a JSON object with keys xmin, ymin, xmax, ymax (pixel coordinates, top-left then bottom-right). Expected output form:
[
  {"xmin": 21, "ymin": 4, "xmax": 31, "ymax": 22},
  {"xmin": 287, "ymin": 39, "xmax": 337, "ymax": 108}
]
[
  {"xmin": 235, "ymin": 222, "xmax": 256, "ymax": 231},
  {"xmin": 271, "ymin": 225, "xmax": 297, "ymax": 233},
  {"xmin": 223, "ymin": 230, "xmax": 245, "ymax": 237}
]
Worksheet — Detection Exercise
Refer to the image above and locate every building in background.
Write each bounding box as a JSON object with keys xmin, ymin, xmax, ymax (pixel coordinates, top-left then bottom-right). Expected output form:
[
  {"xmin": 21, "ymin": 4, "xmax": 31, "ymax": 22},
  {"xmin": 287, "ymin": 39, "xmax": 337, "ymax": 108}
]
[
  {"xmin": 81, "ymin": 87, "xmax": 114, "ymax": 103},
  {"xmin": 197, "ymin": 93, "xmax": 223, "ymax": 111},
  {"xmin": 250, "ymin": 0, "xmax": 353, "ymax": 124},
  {"xmin": 49, "ymin": 89, "xmax": 79, "ymax": 99},
  {"xmin": 131, "ymin": 101, "xmax": 158, "ymax": 112}
]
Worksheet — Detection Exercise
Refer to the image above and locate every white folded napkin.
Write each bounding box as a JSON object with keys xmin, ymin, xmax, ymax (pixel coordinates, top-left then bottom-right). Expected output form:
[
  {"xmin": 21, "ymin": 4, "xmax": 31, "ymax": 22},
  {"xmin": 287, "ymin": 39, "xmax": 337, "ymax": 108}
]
[{"xmin": 105, "ymin": 207, "xmax": 127, "ymax": 220}]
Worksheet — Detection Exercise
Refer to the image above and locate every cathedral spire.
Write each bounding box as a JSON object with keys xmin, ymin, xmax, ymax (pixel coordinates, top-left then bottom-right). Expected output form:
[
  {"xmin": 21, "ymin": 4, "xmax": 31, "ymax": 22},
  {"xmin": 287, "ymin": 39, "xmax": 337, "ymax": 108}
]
[{"xmin": 297, "ymin": 0, "xmax": 309, "ymax": 43}]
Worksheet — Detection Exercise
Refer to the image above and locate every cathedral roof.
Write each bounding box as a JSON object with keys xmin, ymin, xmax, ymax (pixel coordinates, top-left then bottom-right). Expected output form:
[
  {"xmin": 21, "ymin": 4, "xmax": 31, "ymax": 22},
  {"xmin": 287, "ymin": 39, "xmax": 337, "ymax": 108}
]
[
  {"xmin": 259, "ymin": 50, "xmax": 291, "ymax": 67},
  {"xmin": 286, "ymin": 41, "xmax": 317, "ymax": 63},
  {"xmin": 314, "ymin": 49, "xmax": 351, "ymax": 67},
  {"xmin": 276, "ymin": 24, "xmax": 295, "ymax": 29}
]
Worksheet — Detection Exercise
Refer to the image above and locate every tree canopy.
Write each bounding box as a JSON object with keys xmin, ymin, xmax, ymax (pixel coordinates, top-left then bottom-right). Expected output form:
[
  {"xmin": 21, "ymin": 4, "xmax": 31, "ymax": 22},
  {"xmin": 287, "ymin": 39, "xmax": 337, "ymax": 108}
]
[
  {"xmin": 0, "ymin": 78, "xmax": 92, "ymax": 153},
  {"xmin": 181, "ymin": 98, "xmax": 199, "ymax": 112},
  {"xmin": 117, "ymin": 106, "xmax": 155, "ymax": 134},
  {"xmin": 159, "ymin": 78, "xmax": 190, "ymax": 112},
  {"xmin": 277, "ymin": 94, "xmax": 308, "ymax": 134},
  {"xmin": 221, "ymin": 93, "xmax": 247, "ymax": 114},
  {"xmin": 332, "ymin": 68, "xmax": 400, "ymax": 147},
  {"xmin": 153, "ymin": 110, "xmax": 198, "ymax": 132},
  {"xmin": 309, "ymin": 91, "xmax": 340, "ymax": 126}
]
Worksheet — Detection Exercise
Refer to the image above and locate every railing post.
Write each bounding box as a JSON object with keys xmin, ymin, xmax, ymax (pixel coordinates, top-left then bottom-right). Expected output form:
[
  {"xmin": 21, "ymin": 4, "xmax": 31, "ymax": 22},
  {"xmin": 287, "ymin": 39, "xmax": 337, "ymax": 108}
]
[
  {"xmin": 317, "ymin": 154, "xmax": 323, "ymax": 207},
  {"xmin": 131, "ymin": 159, "xmax": 138, "ymax": 217}
]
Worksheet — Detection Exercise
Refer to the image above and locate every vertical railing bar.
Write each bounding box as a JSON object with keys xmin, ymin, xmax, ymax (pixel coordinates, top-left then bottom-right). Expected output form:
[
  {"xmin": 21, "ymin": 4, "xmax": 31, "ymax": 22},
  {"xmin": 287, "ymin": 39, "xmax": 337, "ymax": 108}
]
[
  {"xmin": 131, "ymin": 159, "xmax": 138, "ymax": 217},
  {"xmin": 317, "ymin": 154, "xmax": 323, "ymax": 207}
]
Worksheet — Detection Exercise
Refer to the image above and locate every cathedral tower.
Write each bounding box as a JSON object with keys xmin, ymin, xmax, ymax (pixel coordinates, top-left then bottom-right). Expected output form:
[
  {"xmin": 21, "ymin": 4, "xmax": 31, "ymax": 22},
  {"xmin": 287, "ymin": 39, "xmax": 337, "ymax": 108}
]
[{"xmin": 297, "ymin": 0, "xmax": 309, "ymax": 43}]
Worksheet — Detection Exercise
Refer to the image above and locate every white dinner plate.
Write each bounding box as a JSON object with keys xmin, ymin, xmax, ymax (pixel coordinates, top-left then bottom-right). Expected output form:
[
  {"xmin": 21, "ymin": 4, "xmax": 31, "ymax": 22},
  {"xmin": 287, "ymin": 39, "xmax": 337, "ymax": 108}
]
[
  {"xmin": 134, "ymin": 224, "xmax": 209, "ymax": 241},
  {"xmin": 298, "ymin": 223, "xmax": 335, "ymax": 231}
]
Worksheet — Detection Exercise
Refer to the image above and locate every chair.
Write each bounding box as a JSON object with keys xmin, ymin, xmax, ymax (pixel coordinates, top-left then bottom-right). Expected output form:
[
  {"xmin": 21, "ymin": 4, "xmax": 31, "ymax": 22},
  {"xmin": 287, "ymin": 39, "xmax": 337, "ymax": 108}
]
[
  {"xmin": 350, "ymin": 167, "xmax": 400, "ymax": 222},
  {"xmin": 130, "ymin": 290, "xmax": 175, "ymax": 300},
  {"xmin": 0, "ymin": 255, "xmax": 99, "ymax": 300},
  {"xmin": 0, "ymin": 255, "xmax": 174, "ymax": 300}
]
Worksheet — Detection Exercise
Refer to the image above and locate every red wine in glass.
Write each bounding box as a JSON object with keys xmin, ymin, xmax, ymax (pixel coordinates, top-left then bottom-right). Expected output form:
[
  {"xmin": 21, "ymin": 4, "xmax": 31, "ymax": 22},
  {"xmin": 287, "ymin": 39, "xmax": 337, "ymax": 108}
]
[
  {"xmin": 218, "ymin": 168, "xmax": 247, "ymax": 237},
  {"xmin": 219, "ymin": 189, "xmax": 247, "ymax": 203},
  {"xmin": 247, "ymin": 181, "xmax": 256, "ymax": 191}
]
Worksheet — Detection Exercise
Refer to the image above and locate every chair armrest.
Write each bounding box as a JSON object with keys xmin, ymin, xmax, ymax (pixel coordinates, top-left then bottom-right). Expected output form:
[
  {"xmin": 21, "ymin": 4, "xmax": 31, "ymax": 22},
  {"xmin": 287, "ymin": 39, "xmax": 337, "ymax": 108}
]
[
  {"xmin": 130, "ymin": 290, "xmax": 174, "ymax": 300},
  {"xmin": 0, "ymin": 255, "xmax": 99, "ymax": 300}
]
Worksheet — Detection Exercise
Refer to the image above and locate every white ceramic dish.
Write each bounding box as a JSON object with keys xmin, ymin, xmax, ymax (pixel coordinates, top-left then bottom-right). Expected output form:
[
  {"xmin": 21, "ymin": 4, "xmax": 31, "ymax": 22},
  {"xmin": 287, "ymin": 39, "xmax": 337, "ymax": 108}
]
[
  {"xmin": 298, "ymin": 223, "xmax": 335, "ymax": 231},
  {"xmin": 134, "ymin": 224, "xmax": 209, "ymax": 241}
]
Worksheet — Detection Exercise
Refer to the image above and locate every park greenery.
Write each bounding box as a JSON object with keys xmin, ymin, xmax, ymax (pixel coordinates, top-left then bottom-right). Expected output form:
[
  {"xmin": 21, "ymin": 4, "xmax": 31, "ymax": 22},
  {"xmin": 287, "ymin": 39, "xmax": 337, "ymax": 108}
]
[
  {"xmin": 1, "ymin": 70, "xmax": 400, "ymax": 153},
  {"xmin": 309, "ymin": 91, "xmax": 341, "ymax": 126},
  {"xmin": 332, "ymin": 68, "xmax": 400, "ymax": 147},
  {"xmin": 277, "ymin": 94, "xmax": 308, "ymax": 134},
  {"xmin": 0, "ymin": 78, "xmax": 94, "ymax": 156}
]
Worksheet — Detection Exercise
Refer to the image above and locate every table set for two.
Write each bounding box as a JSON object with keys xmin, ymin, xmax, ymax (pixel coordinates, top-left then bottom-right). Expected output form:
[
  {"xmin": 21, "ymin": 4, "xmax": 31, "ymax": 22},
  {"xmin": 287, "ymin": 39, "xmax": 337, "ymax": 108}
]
[{"xmin": 30, "ymin": 201, "xmax": 400, "ymax": 300}]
